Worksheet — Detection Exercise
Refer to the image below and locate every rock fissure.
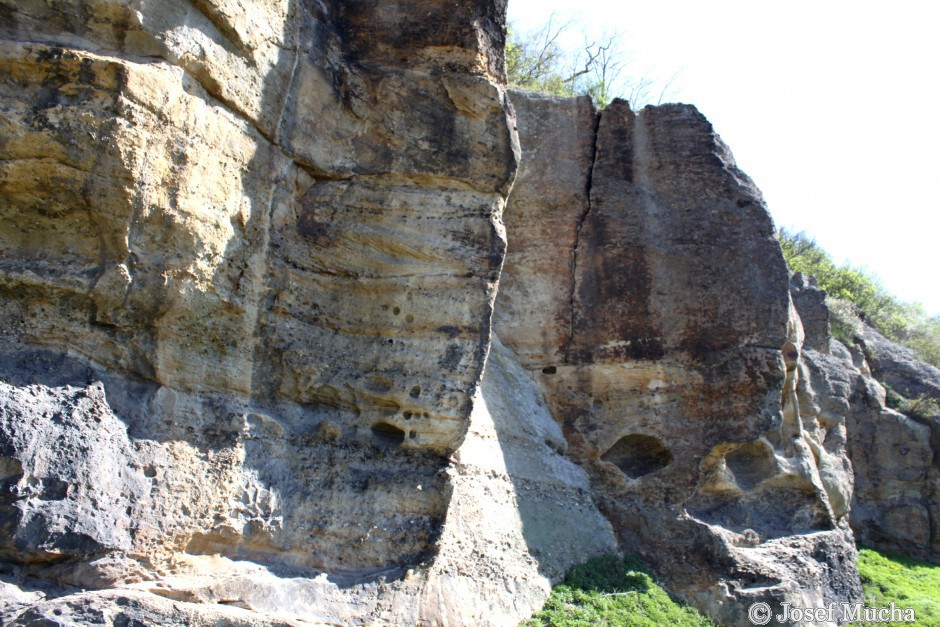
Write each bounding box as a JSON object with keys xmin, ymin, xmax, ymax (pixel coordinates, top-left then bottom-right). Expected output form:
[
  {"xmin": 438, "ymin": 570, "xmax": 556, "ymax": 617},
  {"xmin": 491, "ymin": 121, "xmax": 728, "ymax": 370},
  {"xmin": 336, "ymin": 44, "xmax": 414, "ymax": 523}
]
[{"xmin": 563, "ymin": 108, "xmax": 602, "ymax": 365}]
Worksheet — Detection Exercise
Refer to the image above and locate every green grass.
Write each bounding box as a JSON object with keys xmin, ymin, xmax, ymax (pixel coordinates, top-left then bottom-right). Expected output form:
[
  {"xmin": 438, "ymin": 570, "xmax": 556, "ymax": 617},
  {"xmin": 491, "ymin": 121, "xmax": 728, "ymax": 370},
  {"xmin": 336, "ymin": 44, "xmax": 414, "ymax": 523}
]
[
  {"xmin": 857, "ymin": 547, "xmax": 940, "ymax": 626},
  {"xmin": 524, "ymin": 555, "xmax": 713, "ymax": 626}
]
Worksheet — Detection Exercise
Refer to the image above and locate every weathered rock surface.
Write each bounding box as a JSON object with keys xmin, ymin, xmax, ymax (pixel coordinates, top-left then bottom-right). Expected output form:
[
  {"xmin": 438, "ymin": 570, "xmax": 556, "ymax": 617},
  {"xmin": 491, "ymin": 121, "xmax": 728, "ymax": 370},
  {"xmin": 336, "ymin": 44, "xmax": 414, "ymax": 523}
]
[
  {"xmin": 860, "ymin": 325, "xmax": 940, "ymax": 404},
  {"xmin": 0, "ymin": 0, "xmax": 605, "ymax": 623},
  {"xmin": 0, "ymin": 335, "xmax": 617, "ymax": 625},
  {"xmin": 495, "ymin": 92, "xmax": 862, "ymax": 625},
  {"xmin": 6, "ymin": 0, "xmax": 936, "ymax": 624},
  {"xmin": 788, "ymin": 277, "xmax": 940, "ymax": 564}
]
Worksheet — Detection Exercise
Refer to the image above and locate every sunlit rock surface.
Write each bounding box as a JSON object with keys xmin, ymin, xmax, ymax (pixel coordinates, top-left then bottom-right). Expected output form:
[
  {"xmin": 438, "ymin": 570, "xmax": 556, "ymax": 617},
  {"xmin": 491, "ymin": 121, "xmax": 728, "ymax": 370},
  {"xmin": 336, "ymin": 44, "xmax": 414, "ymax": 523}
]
[
  {"xmin": 5, "ymin": 1, "xmax": 938, "ymax": 625},
  {"xmin": 495, "ymin": 92, "xmax": 862, "ymax": 626}
]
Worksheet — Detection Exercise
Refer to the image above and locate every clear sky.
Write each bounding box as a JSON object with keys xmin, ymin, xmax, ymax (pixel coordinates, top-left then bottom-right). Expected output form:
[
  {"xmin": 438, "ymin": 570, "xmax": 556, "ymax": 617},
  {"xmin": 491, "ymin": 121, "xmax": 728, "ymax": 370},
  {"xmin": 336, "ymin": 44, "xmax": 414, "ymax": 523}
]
[{"xmin": 507, "ymin": 0, "xmax": 940, "ymax": 315}]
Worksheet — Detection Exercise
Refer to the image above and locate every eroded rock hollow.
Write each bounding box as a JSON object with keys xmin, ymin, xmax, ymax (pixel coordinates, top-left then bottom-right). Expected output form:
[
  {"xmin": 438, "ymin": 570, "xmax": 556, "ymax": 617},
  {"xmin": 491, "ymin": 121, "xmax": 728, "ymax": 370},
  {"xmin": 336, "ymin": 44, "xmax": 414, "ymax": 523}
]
[{"xmin": 1, "ymin": 1, "xmax": 935, "ymax": 626}]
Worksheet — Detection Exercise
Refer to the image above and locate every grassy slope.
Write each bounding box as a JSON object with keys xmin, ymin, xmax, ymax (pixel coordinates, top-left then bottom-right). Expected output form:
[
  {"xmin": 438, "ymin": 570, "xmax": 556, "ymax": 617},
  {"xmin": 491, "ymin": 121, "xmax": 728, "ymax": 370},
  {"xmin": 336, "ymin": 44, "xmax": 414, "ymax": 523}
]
[
  {"xmin": 856, "ymin": 547, "xmax": 940, "ymax": 626},
  {"xmin": 525, "ymin": 548, "xmax": 940, "ymax": 626},
  {"xmin": 524, "ymin": 555, "xmax": 712, "ymax": 626}
]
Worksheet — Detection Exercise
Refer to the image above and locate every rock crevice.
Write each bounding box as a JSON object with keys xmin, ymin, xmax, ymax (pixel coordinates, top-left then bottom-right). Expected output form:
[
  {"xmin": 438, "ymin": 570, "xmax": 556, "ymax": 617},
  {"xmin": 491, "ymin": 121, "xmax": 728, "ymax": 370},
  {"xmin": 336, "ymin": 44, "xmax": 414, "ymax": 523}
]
[{"xmin": 564, "ymin": 106, "xmax": 601, "ymax": 364}]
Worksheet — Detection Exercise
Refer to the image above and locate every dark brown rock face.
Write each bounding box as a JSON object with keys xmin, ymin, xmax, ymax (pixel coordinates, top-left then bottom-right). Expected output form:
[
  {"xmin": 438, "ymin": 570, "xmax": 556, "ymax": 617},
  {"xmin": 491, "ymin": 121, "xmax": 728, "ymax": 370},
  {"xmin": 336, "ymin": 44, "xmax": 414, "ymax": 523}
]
[{"xmin": 496, "ymin": 92, "xmax": 862, "ymax": 625}]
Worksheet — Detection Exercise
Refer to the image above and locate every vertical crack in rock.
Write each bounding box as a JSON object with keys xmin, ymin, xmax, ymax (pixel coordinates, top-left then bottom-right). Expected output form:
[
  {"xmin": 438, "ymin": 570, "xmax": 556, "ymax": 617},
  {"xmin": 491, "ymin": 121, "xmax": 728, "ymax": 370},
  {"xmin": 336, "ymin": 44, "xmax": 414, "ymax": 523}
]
[{"xmin": 563, "ymin": 109, "xmax": 602, "ymax": 364}]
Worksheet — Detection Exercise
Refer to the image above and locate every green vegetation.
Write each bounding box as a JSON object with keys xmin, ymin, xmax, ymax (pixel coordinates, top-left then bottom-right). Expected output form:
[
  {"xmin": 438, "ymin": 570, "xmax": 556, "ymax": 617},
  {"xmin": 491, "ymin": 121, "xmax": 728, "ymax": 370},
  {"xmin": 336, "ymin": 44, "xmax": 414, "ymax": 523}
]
[
  {"xmin": 778, "ymin": 228, "xmax": 940, "ymax": 370},
  {"xmin": 505, "ymin": 17, "xmax": 676, "ymax": 108},
  {"xmin": 884, "ymin": 384, "xmax": 940, "ymax": 422},
  {"xmin": 856, "ymin": 547, "xmax": 940, "ymax": 625},
  {"xmin": 525, "ymin": 555, "xmax": 712, "ymax": 626},
  {"xmin": 526, "ymin": 549, "xmax": 940, "ymax": 626}
]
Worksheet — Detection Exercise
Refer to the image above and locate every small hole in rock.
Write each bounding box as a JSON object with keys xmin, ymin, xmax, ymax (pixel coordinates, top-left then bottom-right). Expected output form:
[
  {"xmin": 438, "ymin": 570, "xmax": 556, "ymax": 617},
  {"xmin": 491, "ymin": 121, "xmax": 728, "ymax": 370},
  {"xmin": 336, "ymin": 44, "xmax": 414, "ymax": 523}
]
[
  {"xmin": 405, "ymin": 314, "xmax": 414, "ymax": 323},
  {"xmin": 602, "ymin": 433, "xmax": 673, "ymax": 479},
  {"xmin": 403, "ymin": 411, "xmax": 412, "ymax": 420},
  {"xmin": 409, "ymin": 431, "xmax": 417, "ymax": 439},
  {"xmin": 387, "ymin": 339, "xmax": 393, "ymax": 345},
  {"xmin": 371, "ymin": 421, "xmax": 405, "ymax": 447},
  {"xmin": 410, "ymin": 385, "xmax": 421, "ymax": 398},
  {"xmin": 393, "ymin": 307, "xmax": 401, "ymax": 315},
  {"xmin": 542, "ymin": 366, "xmax": 557, "ymax": 375}
]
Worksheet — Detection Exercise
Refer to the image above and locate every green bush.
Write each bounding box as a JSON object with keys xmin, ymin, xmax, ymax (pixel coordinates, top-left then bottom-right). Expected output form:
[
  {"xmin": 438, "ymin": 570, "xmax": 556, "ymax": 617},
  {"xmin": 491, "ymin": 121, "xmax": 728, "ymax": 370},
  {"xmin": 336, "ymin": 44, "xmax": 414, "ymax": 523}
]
[
  {"xmin": 525, "ymin": 555, "xmax": 713, "ymax": 626},
  {"xmin": 778, "ymin": 229, "xmax": 940, "ymax": 369},
  {"xmin": 884, "ymin": 383, "xmax": 940, "ymax": 420}
]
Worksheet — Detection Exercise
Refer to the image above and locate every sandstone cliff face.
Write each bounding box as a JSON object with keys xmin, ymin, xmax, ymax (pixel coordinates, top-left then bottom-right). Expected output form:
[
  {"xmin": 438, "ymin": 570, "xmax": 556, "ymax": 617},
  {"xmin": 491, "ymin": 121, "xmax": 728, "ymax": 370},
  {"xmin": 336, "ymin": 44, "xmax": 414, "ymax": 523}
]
[
  {"xmin": 4, "ymin": 1, "xmax": 931, "ymax": 625},
  {"xmin": 496, "ymin": 92, "xmax": 861, "ymax": 625},
  {"xmin": 0, "ymin": 0, "xmax": 579, "ymax": 623}
]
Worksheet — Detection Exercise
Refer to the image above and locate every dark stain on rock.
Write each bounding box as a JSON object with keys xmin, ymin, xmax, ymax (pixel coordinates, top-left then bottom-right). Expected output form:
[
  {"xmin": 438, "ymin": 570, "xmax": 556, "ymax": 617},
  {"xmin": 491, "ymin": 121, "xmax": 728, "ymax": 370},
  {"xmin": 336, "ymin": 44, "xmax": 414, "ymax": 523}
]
[
  {"xmin": 437, "ymin": 325, "xmax": 461, "ymax": 339},
  {"xmin": 572, "ymin": 238, "xmax": 660, "ymax": 362},
  {"xmin": 0, "ymin": 3, "xmax": 16, "ymax": 38},
  {"xmin": 297, "ymin": 210, "xmax": 334, "ymax": 246},
  {"xmin": 439, "ymin": 343, "xmax": 463, "ymax": 371},
  {"xmin": 595, "ymin": 99, "xmax": 635, "ymax": 184}
]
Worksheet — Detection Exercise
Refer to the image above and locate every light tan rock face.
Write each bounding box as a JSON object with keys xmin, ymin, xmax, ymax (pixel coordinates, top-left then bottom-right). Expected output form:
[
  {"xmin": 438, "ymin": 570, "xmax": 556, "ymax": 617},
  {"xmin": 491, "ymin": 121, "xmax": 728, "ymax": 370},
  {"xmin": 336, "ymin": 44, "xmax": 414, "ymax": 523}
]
[
  {"xmin": 0, "ymin": 2, "xmax": 623, "ymax": 624},
  {"xmin": 0, "ymin": 0, "xmax": 615, "ymax": 623},
  {"xmin": 495, "ymin": 92, "xmax": 862, "ymax": 625}
]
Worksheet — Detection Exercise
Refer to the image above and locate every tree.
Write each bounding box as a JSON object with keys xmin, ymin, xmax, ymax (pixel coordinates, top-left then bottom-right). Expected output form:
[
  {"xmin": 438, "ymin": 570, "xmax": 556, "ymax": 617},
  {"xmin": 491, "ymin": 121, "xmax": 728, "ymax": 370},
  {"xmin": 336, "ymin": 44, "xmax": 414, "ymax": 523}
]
[
  {"xmin": 506, "ymin": 15, "xmax": 580, "ymax": 97},
  {"xmin": 505, "ymin": 16, "xmax": 678, "ymax": 108}
]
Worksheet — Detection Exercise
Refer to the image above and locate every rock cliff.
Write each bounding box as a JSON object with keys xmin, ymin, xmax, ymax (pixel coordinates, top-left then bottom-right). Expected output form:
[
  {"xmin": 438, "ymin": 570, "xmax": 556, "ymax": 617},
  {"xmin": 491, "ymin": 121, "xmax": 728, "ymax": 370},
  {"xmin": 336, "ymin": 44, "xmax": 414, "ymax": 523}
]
[
  {"xmin": 496, "ymin": 92, "xmax": 861, "ymax": 624},
  {"xmin": 1, "ymin": 1, "xmax": 937, "ymax": 626}
]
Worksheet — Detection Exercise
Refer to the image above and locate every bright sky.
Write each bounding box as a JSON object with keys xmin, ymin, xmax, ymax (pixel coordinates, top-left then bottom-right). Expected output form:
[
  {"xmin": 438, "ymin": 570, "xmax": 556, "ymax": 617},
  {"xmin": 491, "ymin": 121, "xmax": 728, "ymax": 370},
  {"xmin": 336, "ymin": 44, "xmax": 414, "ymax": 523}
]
[{"xmin": 508, "ymin": 0, "xmax": 940, "ymax": 315}]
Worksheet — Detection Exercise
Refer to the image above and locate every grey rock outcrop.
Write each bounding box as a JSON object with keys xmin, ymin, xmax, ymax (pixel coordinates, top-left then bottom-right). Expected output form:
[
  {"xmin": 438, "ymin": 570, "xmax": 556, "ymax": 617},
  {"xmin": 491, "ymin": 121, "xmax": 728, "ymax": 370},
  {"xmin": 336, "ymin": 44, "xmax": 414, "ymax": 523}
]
[
  {"xmin": 790, "ymin": 276, "xmax": 940, "ymax": 564},
  {"xmin": 855, "ymin": 331, "xmax": 939, "ymax": 562},
  {"xmin": 860, "ymin": 325, "xmax": 940, "ymax": 404}
]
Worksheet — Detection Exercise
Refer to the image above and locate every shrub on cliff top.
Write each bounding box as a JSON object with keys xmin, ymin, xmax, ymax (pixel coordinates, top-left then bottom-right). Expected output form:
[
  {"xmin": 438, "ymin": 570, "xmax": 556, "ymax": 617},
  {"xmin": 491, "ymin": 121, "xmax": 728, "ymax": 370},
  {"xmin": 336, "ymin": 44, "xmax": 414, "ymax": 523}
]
[
  {"xmin": 778, "ymin": 228, "xmax": 940, "ymax": 370},
  {"xmin": 505, "ymin": 17, "xmax": 677, "ymax": 108}
]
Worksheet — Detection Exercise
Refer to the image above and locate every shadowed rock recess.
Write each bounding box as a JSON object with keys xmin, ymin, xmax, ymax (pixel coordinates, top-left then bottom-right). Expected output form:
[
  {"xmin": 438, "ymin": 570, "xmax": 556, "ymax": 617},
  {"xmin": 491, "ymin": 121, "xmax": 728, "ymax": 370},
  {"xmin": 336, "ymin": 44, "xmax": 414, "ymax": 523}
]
[{"xmin": 1, "ymin": 2, "xmax": 934, "ymax": 626}]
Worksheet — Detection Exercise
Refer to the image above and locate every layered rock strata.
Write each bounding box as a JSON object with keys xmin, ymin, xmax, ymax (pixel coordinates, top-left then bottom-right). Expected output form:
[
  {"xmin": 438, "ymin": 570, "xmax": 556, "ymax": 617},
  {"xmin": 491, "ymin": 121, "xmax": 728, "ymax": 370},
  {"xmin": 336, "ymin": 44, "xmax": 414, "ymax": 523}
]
[
  {"xmin": 495, "ymin": 91, "xmax": 862, "ymax": 625},
  {"xmin": 0, "ymin": 0, "xmax": 612, "ymax": 624},
  {"xmin": 6, "ymin": 1, "xmax": 935, "ymax": 625}
]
